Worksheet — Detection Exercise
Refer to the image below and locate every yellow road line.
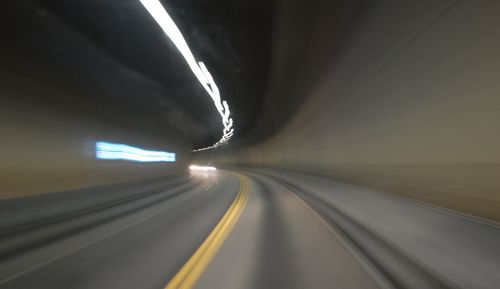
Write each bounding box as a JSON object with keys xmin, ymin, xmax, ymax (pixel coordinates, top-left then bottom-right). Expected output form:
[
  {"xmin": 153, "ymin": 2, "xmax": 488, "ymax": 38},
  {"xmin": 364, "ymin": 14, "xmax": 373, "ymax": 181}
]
[{"xmin": 164, "ymin": 173, "xmax": 250, "ymax": 289}]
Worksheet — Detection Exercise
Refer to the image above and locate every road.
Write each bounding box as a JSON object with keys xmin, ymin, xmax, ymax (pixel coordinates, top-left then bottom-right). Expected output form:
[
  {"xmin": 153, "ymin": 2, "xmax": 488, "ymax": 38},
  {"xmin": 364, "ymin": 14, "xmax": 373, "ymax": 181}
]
[{"xmin": 1, "ymin": 169, "xmax": 499, "ymax": 289}]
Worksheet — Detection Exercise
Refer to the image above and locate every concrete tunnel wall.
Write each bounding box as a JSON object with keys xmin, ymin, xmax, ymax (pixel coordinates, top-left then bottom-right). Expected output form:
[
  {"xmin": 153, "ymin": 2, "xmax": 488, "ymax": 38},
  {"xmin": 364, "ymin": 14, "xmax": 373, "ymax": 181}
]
[
  {"xmin": 200, "ymin": 0, "xmax": 500, "ymax": 221},
  {"xmin": 0, "ymin": 76, "xmax": 190, "ymax": 199}
]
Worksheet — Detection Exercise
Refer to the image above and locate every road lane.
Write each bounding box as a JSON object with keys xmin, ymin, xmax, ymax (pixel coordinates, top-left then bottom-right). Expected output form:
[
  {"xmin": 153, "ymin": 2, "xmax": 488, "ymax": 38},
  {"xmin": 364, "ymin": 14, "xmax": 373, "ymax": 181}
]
[
  {"xmin": 1, "ymin": 168, "xmax": 498, "ymax": 289},
  {"xmin": 243, "ymin": 168, "xmax": 500, "ymax": 289},
  {"xmin": 164, "ymin": 172, "xmax": 250, "ymax": 289},
  {"xmin": 194, "ymin": 172, "xmax": 383, "ymax": 289},
  {"xmin": 0, "ymin": 173, "xmax": 239, "ymax": 289}
]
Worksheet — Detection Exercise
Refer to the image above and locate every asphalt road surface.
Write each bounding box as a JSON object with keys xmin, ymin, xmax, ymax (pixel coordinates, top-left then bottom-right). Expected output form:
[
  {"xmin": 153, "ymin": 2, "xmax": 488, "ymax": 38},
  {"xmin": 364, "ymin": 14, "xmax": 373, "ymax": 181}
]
[{"xmin": 1, "ymin": 169, "xmax": 499, "ymax": 289}]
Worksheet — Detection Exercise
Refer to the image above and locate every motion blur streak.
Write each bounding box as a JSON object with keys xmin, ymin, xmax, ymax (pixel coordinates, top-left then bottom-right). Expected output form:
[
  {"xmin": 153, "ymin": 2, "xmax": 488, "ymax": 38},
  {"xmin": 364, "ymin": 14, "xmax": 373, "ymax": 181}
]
[
  {"xmin": 189, "ymin": 165, "xmax": 217, "ymax": 171},
  {"xmin": 96, "ymin": 141, "xmax": 176, "ymax": 162},
  {"xmin": 1, "ymin": 0, "xmax": 500, "ymax": 289},
  {"xmin": 138, "ymin": 0, "xmax": 234, "ymax": 150}
]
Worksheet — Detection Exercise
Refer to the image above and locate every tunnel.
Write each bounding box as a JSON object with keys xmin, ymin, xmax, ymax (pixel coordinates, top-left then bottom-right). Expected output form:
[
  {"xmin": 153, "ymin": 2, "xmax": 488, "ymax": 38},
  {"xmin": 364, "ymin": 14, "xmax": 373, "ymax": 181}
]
[{"xmin": 1, "ymin": 0, "xmax": 499, "ymax": 288}]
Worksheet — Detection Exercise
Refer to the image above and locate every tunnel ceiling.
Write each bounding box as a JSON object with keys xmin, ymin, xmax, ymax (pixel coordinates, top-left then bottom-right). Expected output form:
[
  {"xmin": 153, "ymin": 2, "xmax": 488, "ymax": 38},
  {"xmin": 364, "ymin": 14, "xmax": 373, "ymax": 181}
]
[{"xmin": 0, "ymin": 0, "xmax": 272, "ymax": 149}]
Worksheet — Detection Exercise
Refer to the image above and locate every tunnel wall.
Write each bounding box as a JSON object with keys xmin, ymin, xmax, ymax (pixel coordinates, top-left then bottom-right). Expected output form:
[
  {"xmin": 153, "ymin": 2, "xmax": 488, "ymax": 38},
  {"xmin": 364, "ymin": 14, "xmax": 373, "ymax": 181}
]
[
  {"xmin": 203, "ymin": 0, "xmax": 500, "ymax": 221},
  {"xmin": 0, "ymin": 80, "xmax": 189, "ymax": 199},
  {"xmin": 0, "ymin": 2, "xmax": 198, "ymax": 199}
]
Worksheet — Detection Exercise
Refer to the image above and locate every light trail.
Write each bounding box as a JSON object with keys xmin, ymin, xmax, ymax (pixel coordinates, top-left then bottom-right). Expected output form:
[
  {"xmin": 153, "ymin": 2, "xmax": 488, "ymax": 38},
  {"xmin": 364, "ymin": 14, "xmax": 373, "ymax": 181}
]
[
  {"xmin": 96, "ymin": 141, "xmax": 176, "ymax": 162},
  {"xmin": 189, "ymin": 165, "xmax": 217, "ymax": 171},
  {"xmin": 138, "ymin": 0, "xmax": 234, "ymax": 151}
]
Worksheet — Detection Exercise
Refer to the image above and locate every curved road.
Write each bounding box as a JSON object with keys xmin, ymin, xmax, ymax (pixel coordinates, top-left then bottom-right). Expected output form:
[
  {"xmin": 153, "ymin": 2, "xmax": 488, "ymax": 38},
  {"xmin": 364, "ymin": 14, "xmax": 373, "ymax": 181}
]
[{"xmin": 1, "ymin": 169, "xmax": 499, "ymax": 289}]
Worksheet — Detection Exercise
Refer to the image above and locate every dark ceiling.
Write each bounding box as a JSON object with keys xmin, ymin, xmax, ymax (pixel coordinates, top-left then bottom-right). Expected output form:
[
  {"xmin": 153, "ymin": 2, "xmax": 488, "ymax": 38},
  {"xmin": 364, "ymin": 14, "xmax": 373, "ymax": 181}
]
[{"xmin": 0, "ymin": 0, "xmax": 272, "ymax": 149}]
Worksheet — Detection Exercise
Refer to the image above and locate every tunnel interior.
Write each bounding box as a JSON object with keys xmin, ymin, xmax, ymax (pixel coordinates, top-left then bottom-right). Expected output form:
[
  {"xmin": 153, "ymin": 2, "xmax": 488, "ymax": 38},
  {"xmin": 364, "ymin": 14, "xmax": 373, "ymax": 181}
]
[{"xmin": 1, "ymin": 0, "xmax": 499, "ymax": 289}]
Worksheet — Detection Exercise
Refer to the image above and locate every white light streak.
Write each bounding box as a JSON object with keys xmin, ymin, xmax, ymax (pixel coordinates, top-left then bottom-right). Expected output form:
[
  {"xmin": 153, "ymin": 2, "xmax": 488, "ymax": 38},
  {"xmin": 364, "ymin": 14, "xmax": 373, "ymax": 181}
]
[
  {"xmin": 96, "ymin": 141, "xmax": 176, "ymax": 162},
  {"xmin": 139, "ymin": 0, "xmax": 234, "ymax": 151},
  {"xmin": 189, "ymin": 165, "xmax": 217, "ymax": 171}
]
